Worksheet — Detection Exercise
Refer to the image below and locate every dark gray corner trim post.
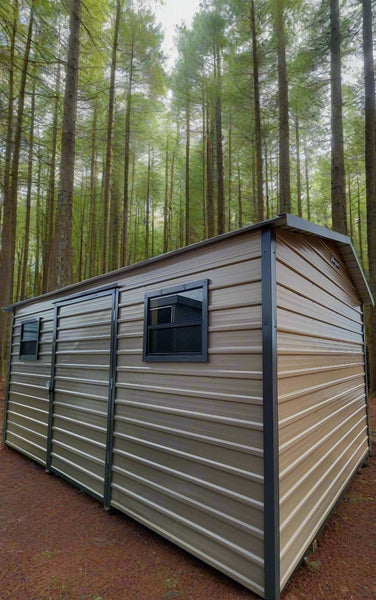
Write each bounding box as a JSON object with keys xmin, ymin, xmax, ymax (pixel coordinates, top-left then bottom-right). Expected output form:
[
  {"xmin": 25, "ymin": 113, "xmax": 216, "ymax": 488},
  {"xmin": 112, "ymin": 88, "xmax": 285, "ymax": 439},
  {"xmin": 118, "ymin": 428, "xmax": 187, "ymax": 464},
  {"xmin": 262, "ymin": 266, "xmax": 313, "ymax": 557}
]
[
  {"xmin": 2, "ymin": 313, "xmax": 15, "ymax": 446},
  {"xmin": 261, "ymin": 226, "xmax": 280, "ymax": 600},
  {"xmin": 46, "ymin": 304, "xmax": 59, "ymax": 471},
  {"xmin": 104, "ymin": 287, "xmax": 119, "ymax": 509},
  {"xmin": 362, "ymin": 314, "xmax": 372, "ymax": 456}
]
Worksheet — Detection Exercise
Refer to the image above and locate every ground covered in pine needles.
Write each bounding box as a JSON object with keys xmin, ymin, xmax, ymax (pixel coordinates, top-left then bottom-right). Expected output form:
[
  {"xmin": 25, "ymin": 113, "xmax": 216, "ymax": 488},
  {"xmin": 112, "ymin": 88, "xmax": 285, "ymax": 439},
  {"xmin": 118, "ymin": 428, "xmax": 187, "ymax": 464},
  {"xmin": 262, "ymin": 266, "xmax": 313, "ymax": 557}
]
[{"xmin": 0, "ymin": 378, "xmax": 375, "ymax": 600}]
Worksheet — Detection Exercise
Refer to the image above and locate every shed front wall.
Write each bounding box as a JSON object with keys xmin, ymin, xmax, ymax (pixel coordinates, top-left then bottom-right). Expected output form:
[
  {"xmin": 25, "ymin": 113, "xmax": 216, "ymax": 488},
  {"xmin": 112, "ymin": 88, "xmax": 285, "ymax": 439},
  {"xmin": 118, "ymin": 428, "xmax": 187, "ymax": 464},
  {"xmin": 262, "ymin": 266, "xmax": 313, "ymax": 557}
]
[
  {"xmin": 276, "ymin": 230, "xmax": 369, "ymax": 590},
  {"xmin": 110, "ymin": 231, "xmax": 266, "ymax": 595}
]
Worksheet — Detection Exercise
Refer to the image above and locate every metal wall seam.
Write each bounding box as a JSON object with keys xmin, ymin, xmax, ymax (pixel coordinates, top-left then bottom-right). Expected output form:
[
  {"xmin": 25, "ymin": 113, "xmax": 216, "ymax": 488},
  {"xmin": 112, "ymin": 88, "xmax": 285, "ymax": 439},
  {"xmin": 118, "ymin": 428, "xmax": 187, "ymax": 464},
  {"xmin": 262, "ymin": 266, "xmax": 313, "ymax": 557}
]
[
  {"xmin": 261, "ymin": 226, "xmax": 280, "ymax": 600},
  {"xmin": 2, "ymin": 312, "xmax": 15, "ymax": 446},
  {"xmin": 46, "ymin": 304, "xmax": 59, "ymax": 471},
  {"xmin": 104, "ymin": 287, "xmax": 119, "ymax": 509},
  {"xmin": 362, "ymin": 313, "xmax": 372, "ymax": 456}
]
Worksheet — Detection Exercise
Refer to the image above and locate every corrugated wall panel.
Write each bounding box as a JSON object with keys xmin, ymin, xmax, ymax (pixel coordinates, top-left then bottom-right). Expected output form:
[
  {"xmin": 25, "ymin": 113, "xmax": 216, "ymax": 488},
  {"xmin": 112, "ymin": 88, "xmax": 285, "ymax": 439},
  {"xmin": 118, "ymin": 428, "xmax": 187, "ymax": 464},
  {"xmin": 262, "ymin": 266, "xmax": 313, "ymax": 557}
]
[
  {"xmin": 276, "ymin": 231, "xmax": 369, "ymax": 591},
  {"xmin": 4, "ymin": 306, "xmax": 54, "ymax": 464},
  {"xmin": 50, "ymin": 293, "xmax": 114, "ymax": 500},
  {"xmin": 111, "ymin": 232, "xmax": 266, "ymax": 596}
]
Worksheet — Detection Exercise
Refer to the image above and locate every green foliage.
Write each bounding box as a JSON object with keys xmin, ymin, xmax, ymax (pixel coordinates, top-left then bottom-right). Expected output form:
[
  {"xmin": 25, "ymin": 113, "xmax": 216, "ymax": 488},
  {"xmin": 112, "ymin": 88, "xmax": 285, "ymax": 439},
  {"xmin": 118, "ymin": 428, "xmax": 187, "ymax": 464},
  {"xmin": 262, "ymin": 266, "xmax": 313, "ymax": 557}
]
[{"xmin": 0, "ymin": 0, "xmax": 372, "ymax": 298}]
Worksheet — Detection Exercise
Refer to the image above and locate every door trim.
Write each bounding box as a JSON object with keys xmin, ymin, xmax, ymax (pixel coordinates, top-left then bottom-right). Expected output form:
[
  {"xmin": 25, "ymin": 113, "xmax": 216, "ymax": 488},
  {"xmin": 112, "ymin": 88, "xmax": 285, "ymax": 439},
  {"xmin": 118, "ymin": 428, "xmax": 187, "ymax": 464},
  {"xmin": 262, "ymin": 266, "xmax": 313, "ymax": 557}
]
[{"xmin": 46, "ymin": 285, "xmax": 119, "ymax": 507}]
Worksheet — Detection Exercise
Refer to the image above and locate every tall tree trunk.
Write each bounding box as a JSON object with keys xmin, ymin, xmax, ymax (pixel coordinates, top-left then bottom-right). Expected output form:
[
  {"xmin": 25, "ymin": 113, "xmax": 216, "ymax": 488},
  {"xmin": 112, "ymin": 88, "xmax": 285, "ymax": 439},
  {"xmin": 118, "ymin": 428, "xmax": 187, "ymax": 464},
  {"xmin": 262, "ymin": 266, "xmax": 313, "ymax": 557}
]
[
  {"xmin": 206, "ymin": 106, "xmax": 215, "ymax": 238},
  {"xmin": 34, "ymin": 152, "xmax": 42, "ymax": 296},
  {"xmin": 121, "ymin": 32, "xmax": 134, "ymax": 266},
  {"xmin": 295, "ymin": 114, "xmax": 302, "ymax": 218},
  {"xmin": 20, "ymin": 78, "xmax": 36, "ymax": 300},
  {"xmin": 330, "ymin": 0, "xmax": 347, "ymax": 234},
  {"xmin": 215, "ymin": 47, "xmax": 225, "ymax": 235},
  {"xmin": 362, "ymin": 0, "xmax": 376, "ymax": 394},
  {"xmin": 0, "ymin": 0, "xmax": 33, "ymax": 372},
  {"xmin": 185, "ymin": 98, "xmax": 191, "ymax": 245},
  {"xmin": 43, "ymin": 63, "xmax": 61, "ymax": 292},
  {"xmin": 102, "ymin": 0, "xmax": 121, "ymax": 273},
  {"xmin": 145, "ymin": 145, "xmax": 151, "ymax": 260},
  {"xmin": 48, "ymin": 0, "xmax": 81, "ymax": 289},
  {"xmin": 237, "ymin": 159, "xmax": 243, "ymax": 228},
  {"xmin": 163, "ymin": 136, "xmax": 169, "ymax": 253},
  {"xmin": 356, "ymin": 174, "xmax": 364, "ymax": 267},
  {"xmin": 303, "ymin": 133, "xmax": 311, "ymax": 221},
  {"xmin": 88, "ymin": 103, "xmax": 98, "ymax": 277},
  {"xmin": 275, "ymin": 0, "xmax": 291, "ymax": 213},
  {"xmin": 251, "ymin": 0, "xmax": 263, "ymax": 222}
]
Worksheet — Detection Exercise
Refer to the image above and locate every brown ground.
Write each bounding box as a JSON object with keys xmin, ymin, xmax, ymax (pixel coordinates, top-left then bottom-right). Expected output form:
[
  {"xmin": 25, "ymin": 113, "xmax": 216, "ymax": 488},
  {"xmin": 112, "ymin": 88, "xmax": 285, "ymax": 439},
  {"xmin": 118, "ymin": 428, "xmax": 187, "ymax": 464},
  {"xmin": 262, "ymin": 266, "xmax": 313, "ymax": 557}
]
[{"xmin": 0, "ymin": 378, "xmax": 375, "ymax": 600}]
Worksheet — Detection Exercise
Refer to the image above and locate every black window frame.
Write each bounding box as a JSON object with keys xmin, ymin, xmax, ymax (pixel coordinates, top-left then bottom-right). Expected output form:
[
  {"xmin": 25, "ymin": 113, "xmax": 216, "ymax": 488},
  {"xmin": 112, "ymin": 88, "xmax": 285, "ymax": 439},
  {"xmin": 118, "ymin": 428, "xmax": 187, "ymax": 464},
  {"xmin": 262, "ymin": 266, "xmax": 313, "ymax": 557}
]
[
  {"xmin": 143, "ymin": 279, "xmax": 209, "ymax": 363},
  {"xmin": 19, "ymin": 318, "xmax": 41, "ymax": 361}
]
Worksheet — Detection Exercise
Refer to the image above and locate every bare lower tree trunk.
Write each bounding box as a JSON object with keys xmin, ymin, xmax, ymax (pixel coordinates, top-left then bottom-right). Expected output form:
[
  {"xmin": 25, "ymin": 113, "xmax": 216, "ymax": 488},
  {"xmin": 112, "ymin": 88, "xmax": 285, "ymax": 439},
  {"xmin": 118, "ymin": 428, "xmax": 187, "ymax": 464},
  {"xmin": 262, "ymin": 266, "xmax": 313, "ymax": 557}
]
[
  {"xmin": 330, "ymin": 0, "xmax": 347, "ymax": 234},
  {"xmin": 103, "ymin": 0, "xmax": 121, "ymax": 273},
  {"xmin": 275, "ymin": 0, "xmax": 291, "ymax": 213},
  {"xmin": 251, "ymin": 0, "xmax": 263, "ymax": 222},
  {"xmin": 52, "ymin": 0, "xmax": 80, "ymax": 289}
]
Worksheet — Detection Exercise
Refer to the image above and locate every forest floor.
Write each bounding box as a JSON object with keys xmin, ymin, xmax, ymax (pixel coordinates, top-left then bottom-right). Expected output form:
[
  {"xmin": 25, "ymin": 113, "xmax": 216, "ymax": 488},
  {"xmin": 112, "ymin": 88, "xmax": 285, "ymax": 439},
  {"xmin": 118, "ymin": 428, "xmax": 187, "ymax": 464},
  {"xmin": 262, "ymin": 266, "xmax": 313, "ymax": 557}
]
[{"xmin": 0, "ymin": 378, "xmax": 375, "ymax": 600}]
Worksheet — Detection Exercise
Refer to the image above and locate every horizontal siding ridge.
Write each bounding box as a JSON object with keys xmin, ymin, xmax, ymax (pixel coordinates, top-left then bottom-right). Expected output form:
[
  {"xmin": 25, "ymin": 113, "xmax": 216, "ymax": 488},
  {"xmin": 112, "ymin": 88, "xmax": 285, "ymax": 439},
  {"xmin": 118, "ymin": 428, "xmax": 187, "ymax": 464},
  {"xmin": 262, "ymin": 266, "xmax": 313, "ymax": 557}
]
[
  {"xmin": 55, "ymin": 349, "xmax": 111, "ymax": 356},
  {"xmin": 277, "ymin": 324, "xmax": 363, "ymax": 345},
  {"xmin": 54, "ymin": 375, "xmax": 109, "ymax": 387},
  {"xmin": 280, "ymin": 398, "xmax": 366, "ymax": 451},
  {"xmin": 52, "ymin": 414, "xmax": 106, "ymax": 433},
  {"xmin": 7, "ymin": 409, "xmax": 47, "ymax": 428},
  {"xmin": 115, "ymin": 414, "xmax": 263, "ymax": 456},
  {"xmin": 279, "ymin": 407, "xmax": 367, "ymax": 480},
  {"xmin": 111, "ymin": 479, "xmax": 264, "ymax": 566},
  {"xmin": 117, "ymin": 365, "xmax": 263, "ymax": 382},
  {"xmin": 278, "ymin": 362, "xmax": 364, "ymax": 379},
  {"xmin": 5, "ymin": 435, "xmax": 46, "ymax": 462},
  {"xmin": 50, "ymin": 453, "xmax": 103, "ymax": 483},
  {"xmin": 57, "ymin": 319, "xmax": 111, "ymax": 332},
  {"xmin": 116, "ymin": 398, "xmax": 263, "ymax": 428},
  {"xmin": 278, "ymin": 372, "xmax": 364, "ymax": 404},
  {"xmin": 112, "ymin": 447, "xmax": 264, "ymax": 511},
  {"xmin": 52, "ymin": 439, "xmax": 105, "ymax": 467},
  {"xmin": 110, "ymin": 496, "xmax": 264, "ymax": 596},
  {"xmin": 279, "ymin": 385, "xmax": 365, "ymax": 427},
  {"xmin": 280, "ymin": 436, "xmax": 369, "ymax": 559},
  {"xmin": 6, "ymin": 419, "xmax": 46, "ymax": 441},
  {"xmin": 55, "ymin": 334, "xmax": 111, "ymax": 343},
  {"xmin": 54, "ymin": 387, "xmax": 108, "ymax": 403},
  {"xmin": 280, "ymin": 419, "xmax": 367, "ymax": 504},
  {"xmin": 53, "ymin": 401, "xmax": 107, "ymax": 418},
  {"xmin": 112, "ymin": 466, "xmax": 264, "ymax": 539},
  {"xmin": 113, "ymin": 431, "xmax": 264, "ymax": 484},
  {"xmin": 7, "ymin": 391, "xmax": 49, "ymax": 404},
  {"xmin": 7, "ymin": 401, "xmax": 48, "ymax": 416},
  {"xmin": 52, "ymin": 426, "xmax": 105, "ymax": 449}
]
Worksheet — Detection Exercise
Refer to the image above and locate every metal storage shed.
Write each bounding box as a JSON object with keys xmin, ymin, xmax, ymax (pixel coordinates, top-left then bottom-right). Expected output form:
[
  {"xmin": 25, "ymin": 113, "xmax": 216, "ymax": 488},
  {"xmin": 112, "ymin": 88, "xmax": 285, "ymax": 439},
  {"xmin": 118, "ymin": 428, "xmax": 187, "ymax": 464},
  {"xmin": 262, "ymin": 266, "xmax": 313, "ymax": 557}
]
[{"xmin": 2, "ymin": 214, "xmax": 373, "ymax": 600}]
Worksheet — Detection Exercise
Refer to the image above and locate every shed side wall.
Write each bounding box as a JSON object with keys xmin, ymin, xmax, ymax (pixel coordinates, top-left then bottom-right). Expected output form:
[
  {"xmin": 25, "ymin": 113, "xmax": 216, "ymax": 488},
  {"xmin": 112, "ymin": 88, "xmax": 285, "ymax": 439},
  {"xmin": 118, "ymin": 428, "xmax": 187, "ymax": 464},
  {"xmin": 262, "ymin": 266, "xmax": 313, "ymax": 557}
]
[
  {"xmin": 276, "ymin": 230, "xmax": 369, "ymax": 589},
  {"xmin": 110, "ymin": 231, "xmax": 266, "ymax": 596},
  {"xmin": 4, "ymin": 301, "xmax": 54, "ymax": 465}
]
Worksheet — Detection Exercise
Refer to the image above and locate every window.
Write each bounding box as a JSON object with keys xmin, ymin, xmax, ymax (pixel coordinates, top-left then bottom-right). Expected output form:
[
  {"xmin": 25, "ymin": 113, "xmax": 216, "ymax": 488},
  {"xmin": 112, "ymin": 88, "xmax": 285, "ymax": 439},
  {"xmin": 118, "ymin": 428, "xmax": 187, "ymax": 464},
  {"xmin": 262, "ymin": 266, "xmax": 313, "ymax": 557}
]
[
  {"xmin": 143, "ymin": 280, "xmax": 209, "ymax": 362},
  {"xmin": 19, "ymin": 318, "xmax": 40, "ymax": 361}
]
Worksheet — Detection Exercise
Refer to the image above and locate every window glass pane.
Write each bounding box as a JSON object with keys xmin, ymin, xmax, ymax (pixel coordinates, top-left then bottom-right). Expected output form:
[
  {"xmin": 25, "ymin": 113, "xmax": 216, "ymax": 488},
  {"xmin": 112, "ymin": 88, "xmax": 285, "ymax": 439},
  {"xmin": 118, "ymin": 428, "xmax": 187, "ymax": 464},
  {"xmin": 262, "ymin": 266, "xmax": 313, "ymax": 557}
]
[
  {"xmin": 19, "ymin": 319, "xmax": 40, "ymax": 360},
  {"xmin": 150, "ymin": 305, "xmax": 172, "ymax": 325},
  {"xmin": 149, "ymin": 325, "xmax": 202, "ymax": 355}
]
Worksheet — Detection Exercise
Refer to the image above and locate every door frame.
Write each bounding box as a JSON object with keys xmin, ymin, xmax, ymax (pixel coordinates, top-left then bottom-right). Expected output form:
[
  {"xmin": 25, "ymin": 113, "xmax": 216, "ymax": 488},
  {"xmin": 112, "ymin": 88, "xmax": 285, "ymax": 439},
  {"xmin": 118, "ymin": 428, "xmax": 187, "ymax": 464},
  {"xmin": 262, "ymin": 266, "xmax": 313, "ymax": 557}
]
[{"xmin": 46, "ymin": 284, "xmax": 119, "ymax": 508}]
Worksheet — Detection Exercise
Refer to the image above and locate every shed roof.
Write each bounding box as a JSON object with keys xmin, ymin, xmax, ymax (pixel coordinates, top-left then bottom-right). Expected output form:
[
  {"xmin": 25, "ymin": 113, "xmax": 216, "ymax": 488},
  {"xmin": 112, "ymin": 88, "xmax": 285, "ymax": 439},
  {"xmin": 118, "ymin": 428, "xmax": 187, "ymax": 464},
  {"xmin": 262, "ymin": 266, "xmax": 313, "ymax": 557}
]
[{"xmin": 3, "ymin": 213, "xmax": 373, "ymax": 312}]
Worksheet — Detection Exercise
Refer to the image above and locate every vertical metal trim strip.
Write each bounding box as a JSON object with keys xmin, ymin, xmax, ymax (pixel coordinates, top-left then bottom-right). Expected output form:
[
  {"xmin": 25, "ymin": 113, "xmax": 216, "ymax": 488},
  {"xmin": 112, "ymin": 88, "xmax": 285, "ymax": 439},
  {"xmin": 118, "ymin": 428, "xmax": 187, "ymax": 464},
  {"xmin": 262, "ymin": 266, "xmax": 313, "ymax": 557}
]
[
  {"xmin": 2, "ymin": 313, "xmax": 15, "ymax": 446},
  {"xmin": 261, "ymin": 226, "xmax": 280, "ymax": 600},
  {"xmin": 104, "ymin": 287, "xmax": 119, "ymax": 509},
  {"xmin": 362, "ymin": 312, "xmax": 372, "ymax": 455},
  {"xmin": 46, "ymin": 304, "xmax": 58, "ymax": 471}
]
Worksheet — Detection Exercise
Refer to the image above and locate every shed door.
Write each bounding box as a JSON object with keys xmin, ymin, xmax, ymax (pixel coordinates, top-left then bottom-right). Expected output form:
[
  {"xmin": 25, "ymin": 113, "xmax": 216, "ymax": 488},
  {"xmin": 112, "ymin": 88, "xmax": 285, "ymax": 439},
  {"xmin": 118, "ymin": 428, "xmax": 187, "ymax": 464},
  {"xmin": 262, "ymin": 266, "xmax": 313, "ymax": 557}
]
[{"xmin": 47, "ymin": 288, "xmax": 117, "ymax": 505}]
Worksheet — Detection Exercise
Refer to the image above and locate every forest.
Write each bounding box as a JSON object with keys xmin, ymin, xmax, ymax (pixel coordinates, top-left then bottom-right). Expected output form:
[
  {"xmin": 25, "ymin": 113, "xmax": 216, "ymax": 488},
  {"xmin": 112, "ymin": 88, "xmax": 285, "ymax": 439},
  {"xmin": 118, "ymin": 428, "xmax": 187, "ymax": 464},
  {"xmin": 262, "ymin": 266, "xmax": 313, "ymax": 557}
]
[{"xmin": 0, "ymin": 0, "xmax": 375, "ymax": 388}]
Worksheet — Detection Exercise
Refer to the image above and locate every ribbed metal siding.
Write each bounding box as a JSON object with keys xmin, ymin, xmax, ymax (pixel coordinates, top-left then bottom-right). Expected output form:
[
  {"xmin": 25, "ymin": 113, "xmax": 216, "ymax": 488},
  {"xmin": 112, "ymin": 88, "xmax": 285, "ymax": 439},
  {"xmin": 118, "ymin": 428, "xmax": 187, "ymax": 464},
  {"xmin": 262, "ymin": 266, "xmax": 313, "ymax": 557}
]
[
  {"xmin": 276, "ymin": 231, "xmax": 369, "ymax": 590},
  {"xmin": 111, "ymin": 233, "xmax": 266, "ymax": 595},
  {"xmin": 49, "ymin": 294, "xmax": 113, "ymax": 500},
  {"xmin": 4, "ymin": 302, "xmax": 54, "ymax": 465}
]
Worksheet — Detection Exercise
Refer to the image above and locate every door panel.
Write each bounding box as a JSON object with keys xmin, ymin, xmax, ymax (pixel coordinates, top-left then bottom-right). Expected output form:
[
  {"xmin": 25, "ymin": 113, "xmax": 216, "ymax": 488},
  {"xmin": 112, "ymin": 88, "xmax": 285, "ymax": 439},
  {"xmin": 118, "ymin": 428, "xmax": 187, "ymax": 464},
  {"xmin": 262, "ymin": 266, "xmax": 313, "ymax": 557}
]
[{"xmin": 49, "ymin": 290, "xmax": 115, "ymax": 501}]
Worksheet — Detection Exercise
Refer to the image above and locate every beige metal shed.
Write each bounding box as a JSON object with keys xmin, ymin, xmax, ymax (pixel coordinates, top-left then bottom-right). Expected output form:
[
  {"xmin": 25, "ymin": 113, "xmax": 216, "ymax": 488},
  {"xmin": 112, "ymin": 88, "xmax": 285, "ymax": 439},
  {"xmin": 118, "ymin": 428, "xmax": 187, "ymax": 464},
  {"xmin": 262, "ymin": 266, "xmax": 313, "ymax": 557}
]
[{"xmin": 2, "ymin": 214, "xmax": 373, "ymax": 599}]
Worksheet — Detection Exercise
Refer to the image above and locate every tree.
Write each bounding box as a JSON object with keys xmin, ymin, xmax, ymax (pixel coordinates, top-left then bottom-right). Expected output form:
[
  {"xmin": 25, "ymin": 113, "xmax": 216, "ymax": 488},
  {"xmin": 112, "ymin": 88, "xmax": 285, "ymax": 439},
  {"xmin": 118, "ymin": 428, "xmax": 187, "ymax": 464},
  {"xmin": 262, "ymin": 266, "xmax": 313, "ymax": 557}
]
[
  {"xmin": 275, "ymin": 0, "xmax": 291, "ymax": 213},
  {"xmin": 47, "ymin": 0, "xmax": 81, "ymax": 289},
  {"xmin": 330, "ymin": 0, "xmax": 347, "ymax": 234},
  {"xmin": 362, "ymin": 0, "xmax": 376, "ymax": 393}
]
